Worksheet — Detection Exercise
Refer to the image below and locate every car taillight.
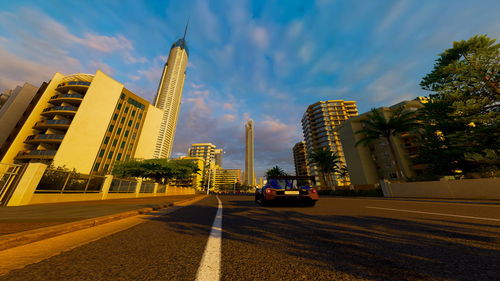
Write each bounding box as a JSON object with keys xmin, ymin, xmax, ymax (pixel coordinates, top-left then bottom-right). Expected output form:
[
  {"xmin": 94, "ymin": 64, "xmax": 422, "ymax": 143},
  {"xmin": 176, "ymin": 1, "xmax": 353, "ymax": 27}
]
[
  {"xmin": 309, "ymin": 189, "xmax": 317, "ymax": 193},
  {"xmin": 265, "ymin": 188, "xmax": 274, "ymax": 194}
]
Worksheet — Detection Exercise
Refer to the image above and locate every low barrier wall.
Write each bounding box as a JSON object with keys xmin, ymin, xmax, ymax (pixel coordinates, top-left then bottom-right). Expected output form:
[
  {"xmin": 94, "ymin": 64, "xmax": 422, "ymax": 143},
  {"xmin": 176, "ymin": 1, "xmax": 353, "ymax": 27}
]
[{"xmin": 381, "ymin": 177, "xmax": 500, "ymax": 199}]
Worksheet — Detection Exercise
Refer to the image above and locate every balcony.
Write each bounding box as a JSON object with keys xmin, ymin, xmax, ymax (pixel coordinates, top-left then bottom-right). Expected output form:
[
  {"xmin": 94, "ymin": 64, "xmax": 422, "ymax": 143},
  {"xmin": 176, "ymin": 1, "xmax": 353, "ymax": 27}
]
[
  {"xmin": 41, "ymin": 106, "xmax": 77, "ymax": 117},
  {"xmin": 49, "ymin": 93, "xmax": 84, "ymax": 105},
  {"xmin": 33, "ymin": 119, "xmax": 71, "ymax": 130},
  {"xmin": 16, "ymin": 150, "xmax": 57, "ymax": 160},
  {"xmin": 25, "ymin": 134, "xmax": 65, "ymax": 144},
  {"xmin": 56, "ymin": 81, "xmax": 91, "ymax": 93}
]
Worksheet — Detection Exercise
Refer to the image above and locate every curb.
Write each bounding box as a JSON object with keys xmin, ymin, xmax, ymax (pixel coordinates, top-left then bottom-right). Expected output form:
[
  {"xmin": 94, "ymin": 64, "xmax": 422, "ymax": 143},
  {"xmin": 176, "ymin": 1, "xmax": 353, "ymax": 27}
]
[{"xmin": 0, "ymin": 195, "xmax": 207, "ymax": 251}]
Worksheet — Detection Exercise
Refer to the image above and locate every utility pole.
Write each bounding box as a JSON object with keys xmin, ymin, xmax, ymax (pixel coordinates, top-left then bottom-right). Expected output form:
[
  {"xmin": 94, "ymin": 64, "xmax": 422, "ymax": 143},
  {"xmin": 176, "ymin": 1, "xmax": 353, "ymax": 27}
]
[{"xmin": 206, "ymin": 167, "xmax": 211, "ymax": 195}]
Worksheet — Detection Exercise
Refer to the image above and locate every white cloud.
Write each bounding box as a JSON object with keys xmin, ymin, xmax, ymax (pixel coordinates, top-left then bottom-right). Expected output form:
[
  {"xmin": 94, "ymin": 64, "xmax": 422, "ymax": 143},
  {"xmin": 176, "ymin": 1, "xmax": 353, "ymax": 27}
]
[{"xmin": 251, "ymin": 26, "xmax": 268, "ymax": 49}]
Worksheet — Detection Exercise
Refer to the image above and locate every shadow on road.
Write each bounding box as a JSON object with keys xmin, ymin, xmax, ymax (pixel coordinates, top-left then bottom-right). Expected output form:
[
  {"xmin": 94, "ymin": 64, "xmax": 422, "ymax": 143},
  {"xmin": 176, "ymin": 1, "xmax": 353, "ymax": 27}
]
[{"xmin": 151, "ymin": 196, "xmax": 500, "ymax": 281}]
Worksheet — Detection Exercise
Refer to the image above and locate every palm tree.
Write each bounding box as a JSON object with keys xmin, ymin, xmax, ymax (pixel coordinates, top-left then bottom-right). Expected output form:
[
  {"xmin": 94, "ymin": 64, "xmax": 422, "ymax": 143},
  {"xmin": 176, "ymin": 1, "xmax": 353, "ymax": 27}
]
[
  {"xmin": 355, "ymin": 108, "xmax": 419, "ymax": 181},
  {"xmin": 308, "ymin": 147, "xmax": 342, "ymax": 190},
  {"xmin": 265, "ymin": 166, "xmax": 288, "ymax": 178},
  {"xmin": 338, "ymin": 165, "xmax": 350, "ymax": 187}
]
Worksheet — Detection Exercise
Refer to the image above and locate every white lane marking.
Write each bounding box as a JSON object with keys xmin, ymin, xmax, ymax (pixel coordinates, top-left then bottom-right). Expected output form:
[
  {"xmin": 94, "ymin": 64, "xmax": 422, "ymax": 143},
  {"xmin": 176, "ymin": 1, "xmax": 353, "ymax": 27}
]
[
  {"xmin": 366, "ymin": 206, "xmax": 500, "ymax": 222},
  {"xmin": 196, "ymin": 196, "xmax": 222, "ymax": 281}
]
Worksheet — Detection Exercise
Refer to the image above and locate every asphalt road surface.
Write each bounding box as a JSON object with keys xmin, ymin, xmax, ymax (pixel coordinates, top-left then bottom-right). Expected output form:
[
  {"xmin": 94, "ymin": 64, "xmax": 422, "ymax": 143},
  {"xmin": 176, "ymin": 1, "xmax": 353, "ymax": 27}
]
[{"xmin": 1, "ymin": 196, "xmax": 499, "ymax": 281}]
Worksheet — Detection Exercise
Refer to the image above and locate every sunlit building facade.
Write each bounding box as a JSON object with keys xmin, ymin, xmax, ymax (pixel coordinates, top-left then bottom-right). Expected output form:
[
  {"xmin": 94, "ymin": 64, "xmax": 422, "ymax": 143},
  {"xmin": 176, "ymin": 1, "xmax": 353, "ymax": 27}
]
[
  {"xmin": 293, "ymin": 141, "xmax": 309, "ymax": 177},
  {"xmin": 213, "ymin": 168, "xmax": 241, "ymax": 190},
  {"xmin": 0, "ymin": 71, "xmax": 163, "ymax": 175},
  {"xmin": 153, "ymin": 33, "xmax": 189, "ymax": 159},
  {"xmin": 301, "ymin": 100, "xmax": 358, "ymax": 188},
  {"xmin": 188, "ymin": 143, "xmax": 217, "ymax": 187},
  {"xmin": 244, "ymin": 119, "xmax": 256, "ymax": 186}
]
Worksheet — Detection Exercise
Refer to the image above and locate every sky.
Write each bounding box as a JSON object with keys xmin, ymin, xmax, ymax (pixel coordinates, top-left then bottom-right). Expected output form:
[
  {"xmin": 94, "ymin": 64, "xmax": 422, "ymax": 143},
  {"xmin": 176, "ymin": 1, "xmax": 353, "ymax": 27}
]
[{"xmin": 0, "ymin": 0, "xmax": 499, "ymax": 178}]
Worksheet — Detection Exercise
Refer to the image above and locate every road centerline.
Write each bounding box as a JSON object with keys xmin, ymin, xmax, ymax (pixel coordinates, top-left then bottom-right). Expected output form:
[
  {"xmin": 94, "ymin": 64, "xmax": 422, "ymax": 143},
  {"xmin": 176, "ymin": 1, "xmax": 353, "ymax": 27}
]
[
  {"xmin": 366, "ymin": 206, "xmax": 500, "ymax": 222},
  {"xmin": 196, "ymin": 196, "xmax": 223, "ymax": 281}
]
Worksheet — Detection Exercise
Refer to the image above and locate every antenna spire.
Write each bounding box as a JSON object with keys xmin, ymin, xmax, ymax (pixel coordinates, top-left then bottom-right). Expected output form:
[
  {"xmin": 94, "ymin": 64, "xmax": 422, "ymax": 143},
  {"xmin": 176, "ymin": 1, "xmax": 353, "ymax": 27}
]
[{"xmin": 183, "ymin": 18, "xmax": 189, "ymax": 41}]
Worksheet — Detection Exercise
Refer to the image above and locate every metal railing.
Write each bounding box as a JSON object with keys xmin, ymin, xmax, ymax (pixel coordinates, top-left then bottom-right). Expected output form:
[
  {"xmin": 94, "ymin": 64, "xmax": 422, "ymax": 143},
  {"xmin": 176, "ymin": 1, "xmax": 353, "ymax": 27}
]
[
  {"xmin": 43, "ymin": 106, "xmax": 78, "ymax": 112},
  {"xmin": 17, "ymin": 150, "xmax": 57, "ymax": 157},
  {"xmin": 26, "ymin": 134, "xmax": 65, "ymax": 141},
  {"xmin": 35, "ymin": 169, "xmax": 105, "ymax": 193},
  {"xmin": 109, "ymin": 178, "xmax": 137, "ymax": 193},
  {"xmin": 51, "ymin": 93, "xmax": 84, "ymax": 99},
  {"xmin": 140, "ymin": 181, "xmax": 155, "ymax": 193}
]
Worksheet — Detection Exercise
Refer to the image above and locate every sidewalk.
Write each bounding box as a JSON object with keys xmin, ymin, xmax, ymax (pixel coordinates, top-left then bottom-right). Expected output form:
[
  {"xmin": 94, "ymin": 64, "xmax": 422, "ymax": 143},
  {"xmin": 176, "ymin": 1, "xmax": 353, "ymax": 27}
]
[{"xmin": 0, "ymin": 195, "xmax": 199, "ymax": 236}]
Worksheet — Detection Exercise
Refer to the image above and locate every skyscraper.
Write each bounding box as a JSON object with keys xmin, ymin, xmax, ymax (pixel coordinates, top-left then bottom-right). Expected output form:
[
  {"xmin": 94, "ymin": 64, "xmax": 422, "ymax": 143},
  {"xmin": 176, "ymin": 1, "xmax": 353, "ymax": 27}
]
[
  {"xmin": 301, "ymin": 100, "xmax": 358, "ymax": 187},
  {"xmin": 244, "ymin": 119, "xmax": 256, "ymax": 186},
  {"xmin": 153, "ymin": 27, "xmax": 189, "ymax": 159},
  {"xmin": 293, "ymin": 141, "xmax": 309, "ymax": 177}
]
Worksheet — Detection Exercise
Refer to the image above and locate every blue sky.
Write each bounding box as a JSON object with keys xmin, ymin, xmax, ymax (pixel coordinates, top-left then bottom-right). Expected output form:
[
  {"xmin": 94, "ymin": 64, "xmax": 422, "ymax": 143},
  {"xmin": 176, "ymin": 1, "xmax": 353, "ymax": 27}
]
[{"xmin": 0, "ymin": 0, "xmax": 499, "ymax": 178}]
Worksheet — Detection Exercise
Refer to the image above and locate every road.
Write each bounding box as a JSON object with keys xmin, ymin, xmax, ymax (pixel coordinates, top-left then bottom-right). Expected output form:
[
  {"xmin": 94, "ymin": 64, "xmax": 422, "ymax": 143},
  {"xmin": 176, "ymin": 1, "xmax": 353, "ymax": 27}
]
[{"xmin": 1, "ymin": 196, "xmax": 499, "ymax": 281}]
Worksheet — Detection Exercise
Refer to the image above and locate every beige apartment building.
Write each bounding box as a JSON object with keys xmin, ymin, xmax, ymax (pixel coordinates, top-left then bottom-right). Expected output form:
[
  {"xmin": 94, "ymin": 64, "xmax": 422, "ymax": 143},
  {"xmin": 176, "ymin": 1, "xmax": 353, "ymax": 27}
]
[
  {"xmin": 188, "ymin": 143, "xmax": 217, "ymax": 187},
  {"xmin": 0, "ymin": 70, "xmax": 163, "ymax": 175},
  {"xmin": 172, "ymin": 156, "xmax": 205, "ymax": 190},
  {"xmin": 301, "ymin": 100, "xmax": 358, "ymax": 187},
  {"xmin": 292, "ymin": 141, "xmax": 309, "ymax": 177},
  {"xmin": 153, "ymin": 33, "xmax": 189, "ymax": 159},
  {"xmin": 338, "ymin": 99, "xmax": 424, "ymax": 184},
  {"xmin": 213, "ymin": 168, "xmax": 241, "ymax": 190}
]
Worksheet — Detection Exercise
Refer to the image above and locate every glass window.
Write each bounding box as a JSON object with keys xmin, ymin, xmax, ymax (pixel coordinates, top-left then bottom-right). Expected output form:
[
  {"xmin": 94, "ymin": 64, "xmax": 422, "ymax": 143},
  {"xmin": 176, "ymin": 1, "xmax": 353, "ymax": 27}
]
[
  {"xmin": 117, "ymin": 103, "xmax": 122, "ymax": 110},
  {"xmin": 120, "ymin": 117, "xmax": 125, "ymax": 124},
  {"xmin": 120, "ymin": 93, "xmax": 125, "ymax": 100},
  {"xmin": 128, "ymin": 120, "xmax": 132, "ymax": 126},
  {"xmin": 104, "ymin": 136, "xmax": 109, "ymax": 144},
  {"xmin": 104, "ymin": 164, "xmax": 110, "ymax": 171},
  {"xmin": 99, "ymin": 149, "xmax": 105, "ymax": 157},
  {"xmin": 112, "ymin": 139, "xmax": 117, "ymax": 146},
  {"xmin": 108, "ymin": 151, "xmax": 113, "ymax": 159},
  {"xmin": 124, "ymin": 107, "xmax": 129, "ymax": 113},
  {"xmin": 135, "ymin": 123, "xmax": 139, "ymax": 129},
  {"xmin": 120, "ymin": 141, "xmax": 125, "ymax": 148},
  {"xmin": 117, "ymin": 153, "xmax": 122, "ymax": 160},
  {"xmin": 93, "ymin": 163, "xmax": 100, "ymax": 171},
  {"xmin": 138, "ymin": 113, "xmax": 142, "ymax": 119},
  {"xmin": 117, "ymin": 128, "xmax": 122, "ymax": 134},
  {"xmin": 108, "ymin": 125, "xmax": 114, "ymax": 132},
  {"xmin": 112, "ymin": 114, "xmax": 118, "ymax": 120},
  {"xmin": 124, "ymin": 131, "xmax": 129, "ymax": 137},
  {"xmin": 131, "ymin": 110, "xmax": 136, "ymax": 116}
]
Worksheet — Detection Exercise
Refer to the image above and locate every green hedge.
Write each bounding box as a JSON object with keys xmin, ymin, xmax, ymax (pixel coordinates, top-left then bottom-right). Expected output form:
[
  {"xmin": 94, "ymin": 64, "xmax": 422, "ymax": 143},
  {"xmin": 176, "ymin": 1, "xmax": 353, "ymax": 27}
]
[{"xmin": 318, "ymin": 188, "xmax": 383, "ymax": 197}]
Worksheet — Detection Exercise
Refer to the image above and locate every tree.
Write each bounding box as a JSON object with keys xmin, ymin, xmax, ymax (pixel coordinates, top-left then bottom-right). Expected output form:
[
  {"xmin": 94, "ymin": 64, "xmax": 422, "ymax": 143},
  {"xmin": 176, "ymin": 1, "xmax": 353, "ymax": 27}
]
[
  {"xmin": 112, "ymin": 159, "xmax": 200, "ymax": 184},
  {"xmin": 417, "ymin": 35, "xmax": 500, "ymax": 178},
  {"xmin": 355, "ymin": 107, "xmax": 420, "ymax": 181},
  {"xmin": 265, "ymin": 166, "xmax": 288, "ymax": 178},
  {"xmin": 308, "ymin": 147, "xmax": 342, "ymax": 190},
  {"xmin": 338, "ymin": 165, "xmax": 350, "ymax": 187}
]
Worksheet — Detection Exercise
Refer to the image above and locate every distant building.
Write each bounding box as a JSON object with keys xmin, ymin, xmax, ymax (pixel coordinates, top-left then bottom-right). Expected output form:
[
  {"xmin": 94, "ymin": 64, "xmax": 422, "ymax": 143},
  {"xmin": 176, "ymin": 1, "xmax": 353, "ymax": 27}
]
[
  {"xmin": 0, "ymin": 90, "xmax": 12, "ymax": 109},
  {"xmin": 153, "ymin": 28, "xmax": 189, "ymax": 159},
  {"xmin": 292, "ymin": 141, "xmax": 309, "ymax": 176},
  {"xmin": 301, "ymin": 100, "xmax": 358, "ymax": 188},
  {"xmin": 0, "ymin": 83, "xmax": 43, "ymax": 155},
  {"xmin": 213, "ymin": 168, "xmax": 241, "ymax": 190},
  {"xmin": 214, "ymin": 148, "xmax": 223, "ymax": 167},
  {"xmin": 175, "ymin": 156, "xmax": 205, "ymax": 190},
  {"xmin": 188, "ymin": 143, "xmax": 217, "ymax": 187},
  {"xmin": 338, "ymin": 99, "xmax": 424, "ymax": 184},
  {"xmin": 0, "ymin": 71, "xmax": 163, "ymax": 175},
  {"xmin": 244, "ymin": 119, "xmax": 256, "ymax": 186}
]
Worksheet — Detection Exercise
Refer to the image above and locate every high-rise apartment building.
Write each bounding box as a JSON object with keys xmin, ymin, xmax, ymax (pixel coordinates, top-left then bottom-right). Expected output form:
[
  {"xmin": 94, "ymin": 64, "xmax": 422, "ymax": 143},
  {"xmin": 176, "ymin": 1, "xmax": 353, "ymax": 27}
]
[
  {"xmin": 0, "ymin": 83, "xmax": 41, "ymax": 151},
  {"xmin": 188, "ymin": 143, "xmax": 217, "ymax": 187},
  {"xmin": 338, "ymin": 99, "xmax": 424, "ymax": 184},
  {"xmin": 213, "ymin": 168, "xmax": 241, "ymax": 190},
  {"xmin": 0, "ymin": 71, "xmax": 163, "ymax": 174},
  {"xmin": 301, "ymin": 100, "xmax": 358, "ymax": 187},
  {"xmin": 214, "ymin": 148, "xmax": 223, "ymax": 167},
  {"xmin": 174, "ymin": 156, "xmax": 205, "ymax": 190},
  {"xmin": 153, "ymin": 31, "xmax": 189, "ymax": 159},
  {"xmin": 244, "ymin": 119, "xmax": 256, "ymax": 186},
  {"xmin": 293, "ymin": 141, "xmax": 309, "ymax": 177}
]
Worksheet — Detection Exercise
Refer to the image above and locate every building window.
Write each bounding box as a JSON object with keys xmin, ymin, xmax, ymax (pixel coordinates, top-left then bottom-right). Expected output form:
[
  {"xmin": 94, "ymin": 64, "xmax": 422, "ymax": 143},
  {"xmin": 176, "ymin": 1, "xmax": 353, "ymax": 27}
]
[
  {"xmin": 93, "ymin": 163, "xmax": 100, "ymax": 171},
  {"xmin": 108, "ymin": 125, "xmax": 114, "ymax": 132},
  {"xmin": 117, "ymin": 103, "xmax": 122, "ymax": 110},
  {"xmin": 128, "ymin": 120, "xmax": 132, "ymax": 126},
  {"xmin": 104, "ymin": 136, "xmax": 110, "ymax": 144},
  {"xmin": 112, "ymin": 139, "xmax": 118, "ymax": 146},
  {"xmin": 138, "ymin": 113, "xmax": 142, "ymax": 119},
  {"xmin": 131, "ymin": 110, "xmax": 136, "ymax": 116},
  {"xmin": 124, "ymin": 130, "xmax": 129, "ymax": 137},
  {"xmin": 117, "ymin": 128, "xmax": 122, "ymax": 134},
  {"xmin": 120, "ymin": 117, "xmax": 125, "ymax": 124},
  {"xmin": 120, "ymin": 141, "xmax": 125, "ymax": 148},
  {"xmin": 120, "ymin": 93, "xmax": 125, "ymax": 100},
  {"xmin": 117, "ymin": 153, "xmax": 122, "ymax": 160},
  {"xmin": 135, "ymin": 123, "xmax": 140, "ymax": 129},
  {"xmin": 108, "ymin": 151, "xmax": 113, "ymax": 159},
  {"xmin": 113, "ymin": 114, "xmax": 118, "ymax": 120},
  {"xmin": 99, "ymin": 149, "xmax": 105, "ymax": 157},
  {"xmin": 104, "ymin": 164, "xmax": 110, "ymax": 172},
  {"xmin": 124, "ymin": 107, "xmax": 129, "ymax": 113}
]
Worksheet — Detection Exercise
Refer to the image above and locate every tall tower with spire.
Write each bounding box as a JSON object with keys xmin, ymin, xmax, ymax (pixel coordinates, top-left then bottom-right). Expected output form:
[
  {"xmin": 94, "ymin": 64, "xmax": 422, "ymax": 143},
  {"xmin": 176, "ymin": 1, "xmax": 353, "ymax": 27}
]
[
  {"xmin": 244, "ymin": 119, "xmax": 256, "ymax": 186},
  {"xmin": 153, "ymin": 25, "xmax": 189, "ymax": 158}
]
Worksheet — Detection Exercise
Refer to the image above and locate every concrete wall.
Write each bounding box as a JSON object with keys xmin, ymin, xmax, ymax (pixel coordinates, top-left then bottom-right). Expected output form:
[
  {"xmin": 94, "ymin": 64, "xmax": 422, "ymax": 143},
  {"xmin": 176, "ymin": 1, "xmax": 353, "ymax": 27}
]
[
  {"xmin": 134, "ymin": 105, "xmax": 163, "ymax": 160},
  {"xmin": 53, "ymin": 70, "xmax": 123, "ymax": 173},
  {"xmin": 382, "ymin": 178, "xmax": 500, "ymax": 199}
]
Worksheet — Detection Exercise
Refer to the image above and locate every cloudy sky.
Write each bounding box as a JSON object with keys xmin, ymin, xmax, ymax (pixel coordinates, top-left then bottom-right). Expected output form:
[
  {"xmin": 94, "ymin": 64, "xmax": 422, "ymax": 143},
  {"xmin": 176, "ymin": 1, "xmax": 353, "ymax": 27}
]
[{"xmin": 1, "ymin": 0, "xmax": 499, "ymax": 178}]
